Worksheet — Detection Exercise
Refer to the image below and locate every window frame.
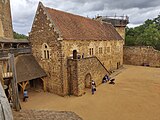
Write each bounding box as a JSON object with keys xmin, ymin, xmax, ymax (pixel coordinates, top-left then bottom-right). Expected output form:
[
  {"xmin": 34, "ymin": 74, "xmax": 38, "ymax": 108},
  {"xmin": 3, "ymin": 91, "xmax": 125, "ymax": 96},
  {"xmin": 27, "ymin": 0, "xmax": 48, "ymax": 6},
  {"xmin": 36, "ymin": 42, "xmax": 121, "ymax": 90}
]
[{"xmin": 42, "ymin": 43, "xmax": 51, "ymax": 60}]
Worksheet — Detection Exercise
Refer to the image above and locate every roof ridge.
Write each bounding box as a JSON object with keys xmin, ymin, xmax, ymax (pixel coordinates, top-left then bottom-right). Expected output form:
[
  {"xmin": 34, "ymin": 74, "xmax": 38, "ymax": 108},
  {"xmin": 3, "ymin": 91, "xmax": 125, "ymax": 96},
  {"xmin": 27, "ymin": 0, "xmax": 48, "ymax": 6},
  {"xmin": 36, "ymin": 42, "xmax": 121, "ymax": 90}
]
[
  {"xmin": 45, "ymin": 6, "xmax": 93, "ymax": 20},
  {"xmin": 36, "ymin": 2, "xmax": 123, "ymax": 41},
  {"xmin": 44, "ymin": 6, "xmax": 110, "ymax": 26}
]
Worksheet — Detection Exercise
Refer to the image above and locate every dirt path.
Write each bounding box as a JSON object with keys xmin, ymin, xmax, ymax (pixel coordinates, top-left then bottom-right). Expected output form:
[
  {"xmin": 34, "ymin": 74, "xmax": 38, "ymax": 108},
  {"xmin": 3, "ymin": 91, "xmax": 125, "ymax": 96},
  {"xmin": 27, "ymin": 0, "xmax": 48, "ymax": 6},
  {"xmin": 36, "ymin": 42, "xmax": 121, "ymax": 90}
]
[{"xmin": 19, "ymin": 65, "xmax": 160, "ymax": 120}]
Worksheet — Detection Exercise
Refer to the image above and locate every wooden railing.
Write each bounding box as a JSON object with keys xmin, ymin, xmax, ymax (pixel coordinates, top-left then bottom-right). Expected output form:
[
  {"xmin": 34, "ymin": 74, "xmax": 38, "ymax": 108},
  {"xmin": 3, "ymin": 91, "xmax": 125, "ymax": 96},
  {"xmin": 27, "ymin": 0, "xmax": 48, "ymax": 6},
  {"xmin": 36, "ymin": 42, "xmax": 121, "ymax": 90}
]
[
  {"xmin": 0, "ymin": 47, "xmax": 31, "ymax": 57},
  {"xmin": 2, "ymin": 72, "xmax": 13, "ymax": 79}
]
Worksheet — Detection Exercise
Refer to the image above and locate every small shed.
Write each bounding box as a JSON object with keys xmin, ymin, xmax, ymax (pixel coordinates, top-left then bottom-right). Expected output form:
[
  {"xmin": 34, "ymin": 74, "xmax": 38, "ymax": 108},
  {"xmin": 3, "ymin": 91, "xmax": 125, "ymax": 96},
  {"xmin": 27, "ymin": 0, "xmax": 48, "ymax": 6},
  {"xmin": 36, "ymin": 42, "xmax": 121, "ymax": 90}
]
[{"xmin": 15, "ymin": 54, "xmax": 47, "ymax": 91}]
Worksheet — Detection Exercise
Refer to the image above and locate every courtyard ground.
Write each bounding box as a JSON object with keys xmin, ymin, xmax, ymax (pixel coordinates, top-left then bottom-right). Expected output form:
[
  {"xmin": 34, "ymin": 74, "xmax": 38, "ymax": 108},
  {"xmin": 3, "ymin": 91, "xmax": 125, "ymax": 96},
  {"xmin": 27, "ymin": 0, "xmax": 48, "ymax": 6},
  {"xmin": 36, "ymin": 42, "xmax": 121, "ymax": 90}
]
[{"xmin": 16, "ymin": 65, "xmax": 160, "ymax": 120}]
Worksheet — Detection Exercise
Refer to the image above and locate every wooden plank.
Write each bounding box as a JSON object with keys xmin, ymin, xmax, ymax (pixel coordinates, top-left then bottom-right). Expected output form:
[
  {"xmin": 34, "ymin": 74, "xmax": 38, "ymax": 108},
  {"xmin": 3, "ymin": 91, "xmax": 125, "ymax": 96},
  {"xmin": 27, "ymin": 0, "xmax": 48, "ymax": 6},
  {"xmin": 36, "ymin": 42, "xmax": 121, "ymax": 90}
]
[
  {"xmin": 0, "ymin": 65, "xmax": 4, "ymax": 87},
  {"xmin": 9, "ymin": 54, "xmax": 21, "ymax": 111},
  {"xmin": 0, "ymin": 57, "xmax": 10, "ymax": 61}
]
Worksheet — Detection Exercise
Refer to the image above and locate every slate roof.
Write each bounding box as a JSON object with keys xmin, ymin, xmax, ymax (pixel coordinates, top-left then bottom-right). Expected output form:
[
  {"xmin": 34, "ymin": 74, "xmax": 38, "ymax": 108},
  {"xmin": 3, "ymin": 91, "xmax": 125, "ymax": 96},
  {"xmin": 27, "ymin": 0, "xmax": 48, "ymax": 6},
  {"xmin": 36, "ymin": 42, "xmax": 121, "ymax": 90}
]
[{"xmin": 44, "ymin": 5, "xmax": 123, "ymax": 41}]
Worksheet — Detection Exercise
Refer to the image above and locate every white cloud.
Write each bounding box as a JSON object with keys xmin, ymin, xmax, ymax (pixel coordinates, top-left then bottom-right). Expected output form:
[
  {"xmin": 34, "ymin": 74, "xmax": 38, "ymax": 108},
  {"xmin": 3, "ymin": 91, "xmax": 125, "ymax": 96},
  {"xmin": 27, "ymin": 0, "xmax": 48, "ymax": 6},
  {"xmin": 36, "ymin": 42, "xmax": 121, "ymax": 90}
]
[{"xmin": 10, "ymin": 0, "xmax": 160, "ymax": 35}]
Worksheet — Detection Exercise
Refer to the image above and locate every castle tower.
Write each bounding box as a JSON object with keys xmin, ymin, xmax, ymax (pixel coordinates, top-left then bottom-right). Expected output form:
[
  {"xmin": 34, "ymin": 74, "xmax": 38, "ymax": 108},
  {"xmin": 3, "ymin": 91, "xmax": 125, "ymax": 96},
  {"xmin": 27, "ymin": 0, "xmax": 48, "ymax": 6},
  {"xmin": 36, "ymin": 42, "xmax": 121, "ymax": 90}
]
[
  {"xmin": 95, "ymin": 16, "xmax": 129, "ymax": 40},
  {"xmin": 0, "ymin": 0, "xmax": 13, "ymax": 39}
]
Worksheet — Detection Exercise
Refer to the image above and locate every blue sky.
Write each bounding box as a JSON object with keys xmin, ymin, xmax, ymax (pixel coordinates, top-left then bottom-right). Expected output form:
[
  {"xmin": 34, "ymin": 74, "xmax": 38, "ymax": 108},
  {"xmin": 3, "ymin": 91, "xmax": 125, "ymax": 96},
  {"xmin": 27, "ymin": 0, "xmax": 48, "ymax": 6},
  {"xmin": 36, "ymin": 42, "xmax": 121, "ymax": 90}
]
[{"xmin": 10, "ymin": 0, "xmax": 160, "ymax": 35}]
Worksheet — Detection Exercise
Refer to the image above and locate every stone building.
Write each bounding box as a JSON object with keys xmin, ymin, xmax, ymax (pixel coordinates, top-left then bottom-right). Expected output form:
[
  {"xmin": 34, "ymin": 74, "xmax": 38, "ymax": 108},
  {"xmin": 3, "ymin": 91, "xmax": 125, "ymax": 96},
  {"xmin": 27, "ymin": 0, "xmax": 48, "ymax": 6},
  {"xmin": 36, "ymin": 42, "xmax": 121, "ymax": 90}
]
[
  {"xmin": 0, "ymin": 0, "xmax": 13, "ymax": 38},
  {"xmin": 29, "ymin": 2, "xmax": 124, "ymax": 96}
]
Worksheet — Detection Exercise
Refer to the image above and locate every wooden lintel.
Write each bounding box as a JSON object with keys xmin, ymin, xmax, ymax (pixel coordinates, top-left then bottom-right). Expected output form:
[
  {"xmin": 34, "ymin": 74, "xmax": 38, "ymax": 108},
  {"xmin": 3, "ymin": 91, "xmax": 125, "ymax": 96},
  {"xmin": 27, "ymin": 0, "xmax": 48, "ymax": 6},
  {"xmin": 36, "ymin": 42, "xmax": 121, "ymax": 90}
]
[{"xmin": 0, "ymin": 57, "xmax": 10, "ymax": 61}]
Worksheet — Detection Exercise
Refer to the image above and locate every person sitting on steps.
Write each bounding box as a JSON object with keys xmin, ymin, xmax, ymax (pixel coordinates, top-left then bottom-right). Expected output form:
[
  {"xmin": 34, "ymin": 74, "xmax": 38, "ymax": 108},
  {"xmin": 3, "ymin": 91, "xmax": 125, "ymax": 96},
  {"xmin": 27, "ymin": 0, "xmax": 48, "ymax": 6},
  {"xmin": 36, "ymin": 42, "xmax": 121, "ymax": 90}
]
[
  {"xmin": 109, "ymin": 78, "xmax": 115, "ymax": 85},
  {"xmin": 102, "ymin": 74, "xmax": 110, "ymax": 83}
]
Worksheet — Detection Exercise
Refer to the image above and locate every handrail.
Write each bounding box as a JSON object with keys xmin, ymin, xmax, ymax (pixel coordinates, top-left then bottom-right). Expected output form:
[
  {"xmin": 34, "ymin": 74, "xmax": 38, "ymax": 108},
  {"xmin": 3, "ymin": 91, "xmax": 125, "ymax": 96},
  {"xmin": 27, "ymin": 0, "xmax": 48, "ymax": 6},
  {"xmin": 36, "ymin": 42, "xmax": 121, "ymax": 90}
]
[
  {"xmin": 0, "ymin": 47, "xmax": 31, "ymax": 58},
  {"xmin": 94, "ymin": 56, "xmax": 111, "ymax": 75}
]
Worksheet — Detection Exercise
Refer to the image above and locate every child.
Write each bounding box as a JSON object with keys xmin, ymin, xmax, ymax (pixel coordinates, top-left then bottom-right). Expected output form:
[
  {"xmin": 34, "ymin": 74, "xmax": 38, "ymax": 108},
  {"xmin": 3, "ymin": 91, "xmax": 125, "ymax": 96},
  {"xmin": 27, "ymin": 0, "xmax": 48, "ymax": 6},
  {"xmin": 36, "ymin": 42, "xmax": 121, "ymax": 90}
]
[{"xmin": 23, "ymin": 89, "xmax": 28, "ymax": 102}]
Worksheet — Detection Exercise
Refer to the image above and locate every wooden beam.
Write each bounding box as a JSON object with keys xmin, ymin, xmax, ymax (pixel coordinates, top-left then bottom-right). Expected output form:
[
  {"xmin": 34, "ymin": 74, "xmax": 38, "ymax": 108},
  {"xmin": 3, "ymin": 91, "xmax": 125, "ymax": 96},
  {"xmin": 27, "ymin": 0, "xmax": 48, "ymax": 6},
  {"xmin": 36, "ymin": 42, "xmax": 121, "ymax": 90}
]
[
  {"xmin": 41, "ymin": 78, "xmax": 47, "ymax": 92},
  {"xmin": 18, "ymin": 82, "xmax": 23, "ymax": 93},
  {"xmin": 18, "ymin": 83, "xmax": 23, "ymax": 89},
  {"xmin": 9, "ymin": 54, "xmax": 21, "ymax": 111},
  {"xmin": 18, "ymin": 81, "xmax": 28, "ymax": 93},
  {"xmin": 0, "ymin": 65, "xmax": 4, "ymax": 87},
  {"xmin": 0, "ymin": 57, "xmax": 10, "ymax": 61}
]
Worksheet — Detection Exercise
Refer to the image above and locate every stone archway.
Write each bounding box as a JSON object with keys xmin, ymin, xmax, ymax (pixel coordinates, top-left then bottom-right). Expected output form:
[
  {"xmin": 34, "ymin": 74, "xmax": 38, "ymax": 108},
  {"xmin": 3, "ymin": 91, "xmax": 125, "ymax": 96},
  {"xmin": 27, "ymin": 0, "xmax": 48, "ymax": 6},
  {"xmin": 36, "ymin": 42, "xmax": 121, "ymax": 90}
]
[{"xmin": 85, "ymin": 73, "xmax": 92, "ymax": 88}]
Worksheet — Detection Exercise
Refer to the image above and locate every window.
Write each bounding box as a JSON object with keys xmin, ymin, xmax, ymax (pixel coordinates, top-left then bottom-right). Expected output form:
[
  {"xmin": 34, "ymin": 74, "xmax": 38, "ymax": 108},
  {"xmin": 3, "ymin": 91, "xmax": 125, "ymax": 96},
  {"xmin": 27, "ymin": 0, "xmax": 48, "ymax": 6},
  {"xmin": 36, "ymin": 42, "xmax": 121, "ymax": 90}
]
[
  {"xmin": 42, "ymin": 43, "xmax": 50, "ymax": 60},
  {"xmin": 99, "ymin": 47, "xmax": 103, "ymax": 54},
  {"xmin": 104, "ymin": 47, "xmax": 106, "ymax": 54},
  {"xmin": 89, "ymin": 48, "xmax": 94, "ymax": 56},
  {"xmin": 88, "ymin": 42, "xmax": 94, "ymax": 56},
  {"xmin": 115, "ymin": 46, "xmax": 120, "ymax": 52},
  {"xmin": 115, "ymin": 42, "xmax": 121, "ymax": 52},
  {"xmin": 107, "ymin": 47, "xmax": 111, "ymax": 53},
  {"xmin": 89, "ymin": 48, "xmax": 92, "ymax": 55}
]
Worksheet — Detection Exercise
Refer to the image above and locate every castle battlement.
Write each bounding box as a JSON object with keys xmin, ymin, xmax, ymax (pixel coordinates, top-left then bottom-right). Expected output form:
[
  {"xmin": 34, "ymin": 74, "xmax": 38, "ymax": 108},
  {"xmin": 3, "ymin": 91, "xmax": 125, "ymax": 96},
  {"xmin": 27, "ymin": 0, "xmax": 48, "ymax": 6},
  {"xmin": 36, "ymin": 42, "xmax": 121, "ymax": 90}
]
[
  {"xmin": 95, "ymin": 15, "xmax": 129, "ymax": 39},
  {"xmin": 95, "ymin": 15, "xmax": 129, "ymax": 27}
]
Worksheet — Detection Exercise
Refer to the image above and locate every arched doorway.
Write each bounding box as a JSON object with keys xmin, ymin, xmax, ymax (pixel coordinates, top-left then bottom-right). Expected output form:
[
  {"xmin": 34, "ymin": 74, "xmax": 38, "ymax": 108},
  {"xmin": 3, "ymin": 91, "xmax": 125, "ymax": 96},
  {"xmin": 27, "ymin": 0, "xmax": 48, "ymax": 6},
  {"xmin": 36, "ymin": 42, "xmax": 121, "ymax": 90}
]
[
  {"xmin": 117, "ymin": 62, "xmax": 120, "ymax": 69},
  {"xmin": 73, "ymin": 50, "xmax": 77, "ymax": 59},
  {"xmin": 85, "ymin": 73, "xmax": 92, "ymax": 88}
]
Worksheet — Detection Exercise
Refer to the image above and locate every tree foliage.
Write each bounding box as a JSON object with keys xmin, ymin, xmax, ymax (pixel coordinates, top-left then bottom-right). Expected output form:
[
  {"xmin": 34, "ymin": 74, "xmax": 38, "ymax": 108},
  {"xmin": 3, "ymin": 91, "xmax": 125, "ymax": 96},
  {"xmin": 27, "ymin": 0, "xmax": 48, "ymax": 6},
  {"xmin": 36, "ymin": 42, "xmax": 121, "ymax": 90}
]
[
  {"xmin": 125, "ymin": 15, "xmax": 160, "ymax": 50},
  {"xmin": 13, "ymin": 31, "xmax": 28, "ymax": 39}
]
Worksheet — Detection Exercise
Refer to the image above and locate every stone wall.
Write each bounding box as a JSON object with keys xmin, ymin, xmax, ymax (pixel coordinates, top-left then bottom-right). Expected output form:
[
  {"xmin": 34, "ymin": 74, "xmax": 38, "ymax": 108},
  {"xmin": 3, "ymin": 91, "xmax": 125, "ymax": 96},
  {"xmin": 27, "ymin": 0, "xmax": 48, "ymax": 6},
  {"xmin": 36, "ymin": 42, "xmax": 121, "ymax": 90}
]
[
  {"xmin": 67, "ymin": 60, "xmax": 78, "ymax": 95},
  {"xmin": 0, "ymin": 0, "xmax": 13, "ymax": 38},
  {"xmin": 63, "ymin": 40, "xmax": 124, "ymax": 71},
  {"xmin": 115, "ymin": 27, "xmax": 125, "ymax": 40},
  {"xmin": 124, "ymin": 46, "xmax": 160, "ymax": 67},
  {"xmin": 29, "ymin": 4, "xmax": 64, "ymax": 96},
  {"xmin": 68, "ymin": 57, "xmax": 110, "ymax": 96},
  {"xmin": 63, "ymin": 40, "xmax": 123, "ymax": 95}
]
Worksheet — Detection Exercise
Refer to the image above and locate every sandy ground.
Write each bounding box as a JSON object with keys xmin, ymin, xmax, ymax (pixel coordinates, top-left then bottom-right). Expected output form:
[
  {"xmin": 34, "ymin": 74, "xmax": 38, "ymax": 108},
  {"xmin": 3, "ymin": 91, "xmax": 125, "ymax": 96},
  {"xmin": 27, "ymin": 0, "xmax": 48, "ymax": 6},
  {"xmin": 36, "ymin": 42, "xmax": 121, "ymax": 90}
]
[{"xmin": 20, "ymin": 65, "xmax": 160, "ymax": 120}]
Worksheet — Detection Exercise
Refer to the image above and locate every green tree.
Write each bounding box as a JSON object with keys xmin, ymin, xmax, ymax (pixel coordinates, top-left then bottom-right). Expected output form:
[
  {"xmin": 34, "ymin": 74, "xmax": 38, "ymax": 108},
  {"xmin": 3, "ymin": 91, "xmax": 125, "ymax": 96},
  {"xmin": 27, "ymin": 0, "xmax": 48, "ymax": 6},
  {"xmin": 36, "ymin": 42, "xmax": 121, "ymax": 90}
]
[
  {"xmin": 13, "ymin": 31, "xmax": 28, "ymax": 39},
  {"xmin": 125, "ymin": 27, "xmax": 136, "ymax": 46},
  {"xmin": 153, "ymin": 15, "xmax": 160, "ymax": 30},
  {"xmin": 125, "ymin": 14, "xmax": 160, "ymax": 50}
]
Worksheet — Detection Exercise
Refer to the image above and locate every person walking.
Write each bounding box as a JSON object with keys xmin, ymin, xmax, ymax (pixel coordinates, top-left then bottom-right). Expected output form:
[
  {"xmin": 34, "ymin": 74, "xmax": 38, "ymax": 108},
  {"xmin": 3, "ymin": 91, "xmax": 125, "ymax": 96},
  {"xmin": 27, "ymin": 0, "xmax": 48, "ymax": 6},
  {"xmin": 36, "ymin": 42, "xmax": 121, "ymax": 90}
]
[
  {"xmin": 23, "ymin": 89, "xmax": 28, "ymax": 102},
  {"xmin": 91, "ymin": 80, "xmax": 96, "ymax": 95}
]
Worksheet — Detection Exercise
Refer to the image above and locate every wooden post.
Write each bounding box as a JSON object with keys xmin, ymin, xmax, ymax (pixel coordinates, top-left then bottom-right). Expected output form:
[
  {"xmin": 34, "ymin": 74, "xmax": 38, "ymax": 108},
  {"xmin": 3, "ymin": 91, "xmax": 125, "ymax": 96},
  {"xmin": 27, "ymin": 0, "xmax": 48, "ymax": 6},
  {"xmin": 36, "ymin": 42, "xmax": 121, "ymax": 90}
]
[
  {"xmin": 0, "ymin": 65, "xmax": 4, "ymax": 87},
  {"xmin": 18, "ymin": 81, "xmax": 28, "ymax": 93},
  {"xmin": 9, "ymin": 54, "xmax": 21, "ymax": 111},
  {"xmin": 42, "ymin": 78, "xmax": 46, "ymax": 92}
]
